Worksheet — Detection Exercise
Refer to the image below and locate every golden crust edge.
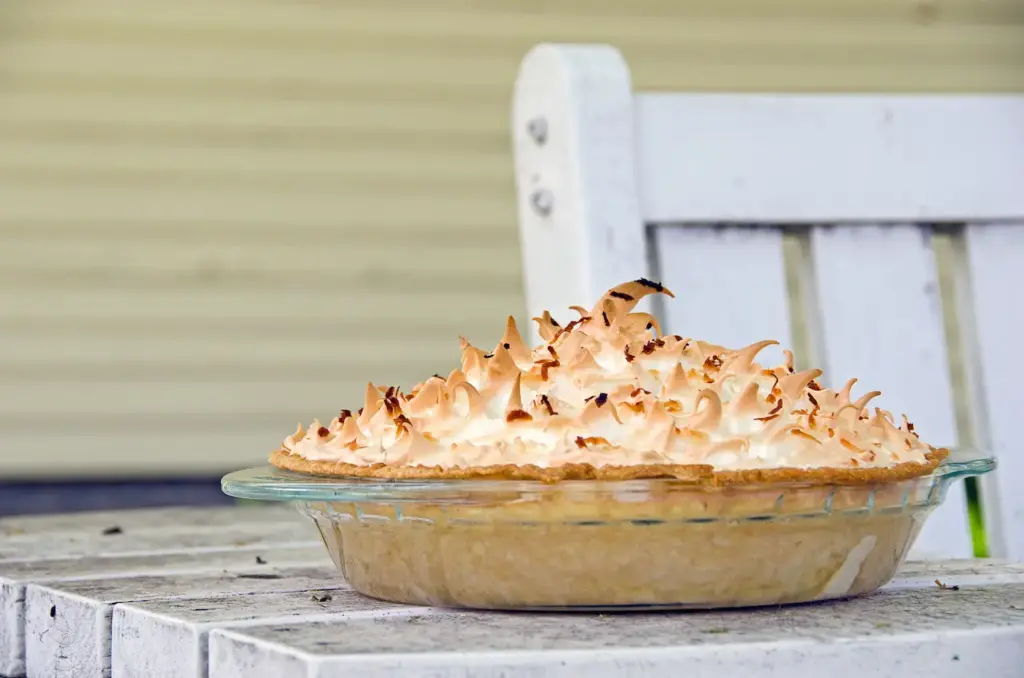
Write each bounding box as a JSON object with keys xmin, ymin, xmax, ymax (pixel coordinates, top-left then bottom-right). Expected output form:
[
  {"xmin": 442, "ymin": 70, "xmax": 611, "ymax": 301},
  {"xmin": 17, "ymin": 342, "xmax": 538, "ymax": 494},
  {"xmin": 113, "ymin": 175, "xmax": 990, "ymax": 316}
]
[{"xmin": 269, "ymin": 447, "xmax": 948, "ymax": 486}]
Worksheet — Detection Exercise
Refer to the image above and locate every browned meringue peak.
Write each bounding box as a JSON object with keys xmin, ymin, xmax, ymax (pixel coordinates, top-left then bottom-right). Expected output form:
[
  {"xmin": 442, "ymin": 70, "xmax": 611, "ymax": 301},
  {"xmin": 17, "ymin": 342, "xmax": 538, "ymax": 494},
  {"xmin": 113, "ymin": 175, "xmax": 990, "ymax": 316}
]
[{"xmin": 282, "ymin": 278, "xmax": 936, "ymax": 471}]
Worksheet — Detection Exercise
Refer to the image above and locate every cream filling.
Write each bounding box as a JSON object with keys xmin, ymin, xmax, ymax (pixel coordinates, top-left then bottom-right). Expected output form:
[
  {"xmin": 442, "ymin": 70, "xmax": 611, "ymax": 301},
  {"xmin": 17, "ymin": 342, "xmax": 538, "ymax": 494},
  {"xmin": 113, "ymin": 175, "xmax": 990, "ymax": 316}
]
[{"xmin": 283, "ymin": 280, "xmax": 934, "ymax": 471}]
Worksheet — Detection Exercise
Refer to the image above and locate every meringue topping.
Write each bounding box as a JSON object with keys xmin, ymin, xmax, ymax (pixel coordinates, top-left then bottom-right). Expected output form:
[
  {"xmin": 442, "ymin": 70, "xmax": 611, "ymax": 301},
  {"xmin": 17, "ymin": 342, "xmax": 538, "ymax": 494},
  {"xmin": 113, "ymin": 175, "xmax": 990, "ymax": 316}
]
[{"xmin": 281, "ymin": 280, "xmax": 934, "ymax": 471}]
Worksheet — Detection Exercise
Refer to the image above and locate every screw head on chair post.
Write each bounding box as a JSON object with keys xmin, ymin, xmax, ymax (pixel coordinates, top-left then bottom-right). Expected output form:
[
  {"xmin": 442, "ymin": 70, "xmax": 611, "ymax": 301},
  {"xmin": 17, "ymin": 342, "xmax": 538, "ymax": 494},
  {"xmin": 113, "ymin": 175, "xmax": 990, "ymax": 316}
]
[
  {"xmin": 526, "ymin": 117, "xmax": 548, "ymax": 145},
  {"xmin": 530, "ymin": 189, "xmax": 554, "ymax": 216}
]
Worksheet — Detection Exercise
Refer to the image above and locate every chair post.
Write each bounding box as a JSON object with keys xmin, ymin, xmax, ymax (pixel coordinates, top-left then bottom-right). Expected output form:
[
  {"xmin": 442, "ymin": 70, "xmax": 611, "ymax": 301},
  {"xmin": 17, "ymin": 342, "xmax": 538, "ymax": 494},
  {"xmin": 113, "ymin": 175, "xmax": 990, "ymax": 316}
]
[{"xmin": 512, "ymin": 43, "xmax": 649, "ymax": 342}]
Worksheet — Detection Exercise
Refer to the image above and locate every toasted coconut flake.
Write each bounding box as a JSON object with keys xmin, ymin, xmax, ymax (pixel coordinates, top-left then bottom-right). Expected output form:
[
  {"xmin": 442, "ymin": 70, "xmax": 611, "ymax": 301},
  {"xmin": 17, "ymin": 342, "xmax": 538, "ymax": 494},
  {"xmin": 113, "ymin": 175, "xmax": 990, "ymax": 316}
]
[
  {"xmin": 532, "ymin": 311, "xmax": 561, "ymax": 341},
  {"xmin": 590, "ymin": 280, "xmax": 674, "ymax": 320},
  {"xmin": 792, "ymin": 428, "xmax": 821, "ymax": 444},
  {"xmin": 539, "ymin": 394, "xmax": 556, "ymax": 416},
  {"xmin": 767, "ymin": 424, "xmax": 799, "ymax": 444},
  {"xmin": 538, "ymin": 357, "xmax": 560, "ymax": 381},
  {"xmin": 580, "ymin": 396, "xmax": 623, "ymax": 426},
  {"xmin": 840, "ymin": 438, "xmax": 862, "ymax": 454}
]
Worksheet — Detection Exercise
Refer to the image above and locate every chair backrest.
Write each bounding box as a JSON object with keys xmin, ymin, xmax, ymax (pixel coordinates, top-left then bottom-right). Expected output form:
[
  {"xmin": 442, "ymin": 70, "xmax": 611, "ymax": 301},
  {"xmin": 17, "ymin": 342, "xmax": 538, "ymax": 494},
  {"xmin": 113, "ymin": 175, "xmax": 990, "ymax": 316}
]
[{"xmin": 512, "ymin": 43, "xmax": 1024, "ymax": 560}]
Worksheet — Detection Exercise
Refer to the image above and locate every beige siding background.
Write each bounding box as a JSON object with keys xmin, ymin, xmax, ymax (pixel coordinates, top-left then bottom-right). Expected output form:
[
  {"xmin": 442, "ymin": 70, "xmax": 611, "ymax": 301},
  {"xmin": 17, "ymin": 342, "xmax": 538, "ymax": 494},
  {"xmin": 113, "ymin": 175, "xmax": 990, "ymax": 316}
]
[{"xmin": 2, "ymin": 0, "xmax": 1022, "ymax": 477}]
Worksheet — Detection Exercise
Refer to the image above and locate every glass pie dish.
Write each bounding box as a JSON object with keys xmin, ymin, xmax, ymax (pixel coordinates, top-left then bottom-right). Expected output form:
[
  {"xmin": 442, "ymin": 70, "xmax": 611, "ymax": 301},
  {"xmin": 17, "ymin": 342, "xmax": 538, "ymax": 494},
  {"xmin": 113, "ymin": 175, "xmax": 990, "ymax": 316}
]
[{"xmin": 222, "ymin": 452, "xmax": 993, "ymax": 611}]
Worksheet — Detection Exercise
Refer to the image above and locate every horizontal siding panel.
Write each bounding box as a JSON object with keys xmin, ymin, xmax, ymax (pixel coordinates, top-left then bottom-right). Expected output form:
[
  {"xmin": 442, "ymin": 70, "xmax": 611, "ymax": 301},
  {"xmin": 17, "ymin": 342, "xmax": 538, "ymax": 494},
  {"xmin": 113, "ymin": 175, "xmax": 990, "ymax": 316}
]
[
  {"xmin": 21, "ymin": 0, "xmax": 1024, "ymax": 21},
  {"xmin": 0, "ymin": 186, "xmax": 511, "ymax": 223},
  {"xmin": 3, "ymin": 26, "xmax": 1020, "ymax": 77},
  {"xmin": 1, "ymin": 413, "xmax": 306, "ymax": 434},
  {"xmin": 0, "ymin": 325, "xmax": 498, "ymax": 348},
  {"xmin": 0, "ymin": 143, "xmax": 507, "ymax": 180},
  {"xmin": 14, "ymin": 7, "xmax": 1024, "ymax": 49},
  {"xmin": 6, "ymin": 62, "xmax": 1020, "ymax": 98},
  {"xmin": 0, "ymin": 219, "xmax": 513, "ymax": 245},
  {"xmin": 0, "ymin": 165, "xmax": 508, "ymax": 197},
  {"xmin": 1, "ymin": 289, "xmax": 523, "ymax": 324},
  {"xmin": 0, "ymin": 431, "xmax": 290, "ymax": 476},
  {"xmin": 0, "ymin": 94, "xmax": 504, "ymax": 135},
  {"xmin": 0, "ymin": 317, "xmax": 480, "ymax": 342},
  {"xmin": 0, "ymin": 235, "xmax": 517, "ymax": 284},
  {"xmin": 0, "ymin": 134, "xmax": 506, "ymax": 164},
  {"xmin": 1, "ymin": 269, "xmax": 519, "ymax": 294},
  {"xmin": 0, "ymin": 336, "xmax": 466, "ymax": 369},
  {"xmin": 3, "ymin": 363, "xmax": 431, "ymax": 384},
  {"xmin": 0, "ymin": 121, "xmax": 506, "ymax": 154},
  {"xmin": 0, "ymin": 43, "xmax": 520, "ymax": 87},
  {"xmin": 0, "ymin": 71, "xmax": 509, "ymax": 106}
]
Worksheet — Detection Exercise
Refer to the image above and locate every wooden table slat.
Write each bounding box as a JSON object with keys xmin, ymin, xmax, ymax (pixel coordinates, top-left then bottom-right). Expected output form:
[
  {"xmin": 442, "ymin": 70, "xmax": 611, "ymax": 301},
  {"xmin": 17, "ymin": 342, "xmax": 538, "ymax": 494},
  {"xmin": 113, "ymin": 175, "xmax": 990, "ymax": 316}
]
[
  {"xmin": 112, "ymin": 590, "xmax": 430, "ymax": 678},
  {"xmin": 0, "ymin": 506, "xmax": 296, "ymax": 539},
  {"xmin": 206, "ymin": 576, "xmax": 1024, "ymax": 678},
  {"xmin": 0, "ymin": 506, "xmax": 320, "ymax": 677},
  {"xmin": 1, "ymin": 547, "xmax": 328, "ymax": 677},
  {"xmin": 0, "ymin": 520, "xmax": 318, "ymax": 564},
  {"xmin": 25, "ymin": 566, "xmax": 346, "ymax": 678}
]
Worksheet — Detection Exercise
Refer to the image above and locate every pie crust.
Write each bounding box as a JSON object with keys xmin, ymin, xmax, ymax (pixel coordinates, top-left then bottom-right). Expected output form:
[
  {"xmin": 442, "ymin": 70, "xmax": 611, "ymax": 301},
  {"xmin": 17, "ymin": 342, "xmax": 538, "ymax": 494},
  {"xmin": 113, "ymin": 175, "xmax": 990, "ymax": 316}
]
[{"xmin": 271, "ymin": 446, "xmax": 948, "ymax": 485}]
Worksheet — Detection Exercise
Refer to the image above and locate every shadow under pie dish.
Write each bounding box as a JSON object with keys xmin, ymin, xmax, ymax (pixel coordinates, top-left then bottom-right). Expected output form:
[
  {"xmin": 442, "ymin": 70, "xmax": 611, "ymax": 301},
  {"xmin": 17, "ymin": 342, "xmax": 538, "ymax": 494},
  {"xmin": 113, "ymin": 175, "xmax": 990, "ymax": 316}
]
[{"xmin": 223, "ymin": 280, "xmax": 993, "ymax": 610}]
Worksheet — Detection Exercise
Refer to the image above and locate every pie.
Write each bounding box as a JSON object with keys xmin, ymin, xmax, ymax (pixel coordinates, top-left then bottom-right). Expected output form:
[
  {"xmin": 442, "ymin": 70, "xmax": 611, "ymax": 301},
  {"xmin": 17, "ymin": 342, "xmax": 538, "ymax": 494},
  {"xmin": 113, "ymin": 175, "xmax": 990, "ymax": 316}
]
[{"xmin": 273, "ymin": 280, "xmax": 949, "ymax": 609}]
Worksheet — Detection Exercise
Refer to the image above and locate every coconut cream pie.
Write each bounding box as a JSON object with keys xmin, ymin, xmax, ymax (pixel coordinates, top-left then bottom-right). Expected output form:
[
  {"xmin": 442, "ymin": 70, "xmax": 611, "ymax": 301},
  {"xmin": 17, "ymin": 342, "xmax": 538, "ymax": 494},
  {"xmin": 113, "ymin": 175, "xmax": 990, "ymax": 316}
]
[
  {"xmin": 263, "ymin": 280, "xmax": 961, "ymax": 609},
  {"xmin": 272, "ymin": 279, "xmax": 946, "ymax": 483}
]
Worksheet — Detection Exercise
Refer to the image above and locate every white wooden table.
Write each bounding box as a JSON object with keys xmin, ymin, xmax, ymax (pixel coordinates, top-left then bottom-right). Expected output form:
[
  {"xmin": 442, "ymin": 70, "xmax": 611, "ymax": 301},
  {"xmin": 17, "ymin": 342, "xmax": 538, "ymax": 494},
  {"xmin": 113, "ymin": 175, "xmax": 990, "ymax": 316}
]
[{"xmin": 2, "ymin": 507, "xmax": 1022, "ymax": 678}]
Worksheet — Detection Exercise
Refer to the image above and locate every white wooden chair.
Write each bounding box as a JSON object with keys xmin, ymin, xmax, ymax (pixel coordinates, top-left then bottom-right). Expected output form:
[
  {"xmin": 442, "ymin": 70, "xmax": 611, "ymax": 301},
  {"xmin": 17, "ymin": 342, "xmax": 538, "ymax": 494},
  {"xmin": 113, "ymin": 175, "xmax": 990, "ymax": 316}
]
[{"xmin": 512, "ymin": 43, "xmax": 1024, "ymax": 561}]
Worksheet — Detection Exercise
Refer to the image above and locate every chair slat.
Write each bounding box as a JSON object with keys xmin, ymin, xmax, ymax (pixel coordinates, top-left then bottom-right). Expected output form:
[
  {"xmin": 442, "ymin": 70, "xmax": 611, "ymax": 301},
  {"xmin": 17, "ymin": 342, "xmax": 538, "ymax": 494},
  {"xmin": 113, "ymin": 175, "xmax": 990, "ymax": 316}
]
[
  {"xmin": 634, "ymin": 93, "xmax": 1024, "ymax": 223},
  {"xmin": 654, "ymin": 225, "xmax": 791, "ymax": 367},
  {"xmin": 808, "ymin": 223, "xmax": 970, "ymax": 558},
  {"xmin": 961, "ymin": 223, "xmax": 1024, "ymax": 560}
]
